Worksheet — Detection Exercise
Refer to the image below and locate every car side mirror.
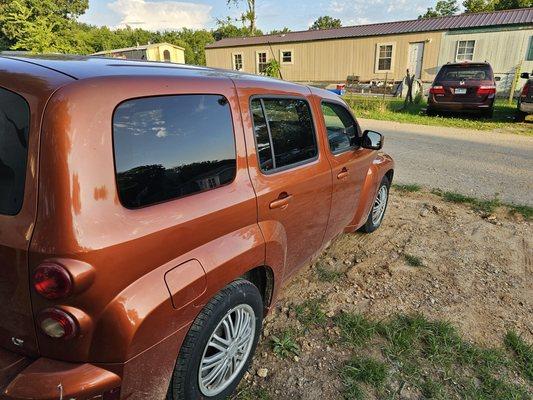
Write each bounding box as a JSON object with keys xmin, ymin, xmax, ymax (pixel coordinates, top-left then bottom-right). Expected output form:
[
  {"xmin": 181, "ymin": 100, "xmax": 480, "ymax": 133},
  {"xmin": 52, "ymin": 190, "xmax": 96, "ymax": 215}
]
[
  {"xmin": 521, "ymin": 72, "xmax": 530, "ymax": 79},
  {"xmin": 361, "ymin": 130, "xmax": 384, "ymax": 150}
]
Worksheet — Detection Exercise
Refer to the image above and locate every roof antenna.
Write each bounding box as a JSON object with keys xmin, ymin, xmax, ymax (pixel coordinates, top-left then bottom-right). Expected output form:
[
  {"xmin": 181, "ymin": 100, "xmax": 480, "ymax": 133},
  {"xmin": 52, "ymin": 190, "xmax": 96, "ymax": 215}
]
[{"xmin": 267, "ymin": 41, "xmax": 284, "ymax": 80}]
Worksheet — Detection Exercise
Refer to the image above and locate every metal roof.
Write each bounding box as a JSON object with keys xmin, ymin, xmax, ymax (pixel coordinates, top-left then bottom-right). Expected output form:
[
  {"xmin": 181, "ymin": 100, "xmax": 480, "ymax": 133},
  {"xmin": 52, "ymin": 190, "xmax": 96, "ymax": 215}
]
[{"xmin": 206, "ymin": 7, "xmax": 533, "ymax": 49}]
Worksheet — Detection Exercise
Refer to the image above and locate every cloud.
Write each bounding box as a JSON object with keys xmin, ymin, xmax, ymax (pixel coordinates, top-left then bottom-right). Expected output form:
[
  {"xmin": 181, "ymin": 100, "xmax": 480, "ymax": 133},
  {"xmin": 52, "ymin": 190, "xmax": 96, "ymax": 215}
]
[{"xmin": 108, "ymin": 0, "xmax": 212, "ymax": 31}]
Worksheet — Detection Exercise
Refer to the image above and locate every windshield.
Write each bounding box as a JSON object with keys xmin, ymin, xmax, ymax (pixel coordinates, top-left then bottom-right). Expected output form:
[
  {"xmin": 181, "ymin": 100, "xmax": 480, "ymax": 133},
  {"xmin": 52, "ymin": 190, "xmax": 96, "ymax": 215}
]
[
  {"xmin": 437, "ymin": 65, "xmax": 493, "ymax": 81},
  {"xmin": 0, "ymin": 87, "xmax": 30, "ymax": 215}
]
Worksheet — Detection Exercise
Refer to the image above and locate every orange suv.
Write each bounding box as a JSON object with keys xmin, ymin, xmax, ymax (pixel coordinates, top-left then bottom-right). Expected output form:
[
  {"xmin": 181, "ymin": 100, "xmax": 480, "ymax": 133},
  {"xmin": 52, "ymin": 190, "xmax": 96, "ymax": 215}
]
[{"xmin": 0, "ymin": 55, "xmax": 393, "ymax": 400}]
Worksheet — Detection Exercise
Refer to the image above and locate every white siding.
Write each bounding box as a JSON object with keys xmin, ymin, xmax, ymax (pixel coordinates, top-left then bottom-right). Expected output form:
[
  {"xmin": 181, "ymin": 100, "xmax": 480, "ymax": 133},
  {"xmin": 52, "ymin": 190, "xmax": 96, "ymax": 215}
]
[{"xmin": 438, "ymin": 27, "xmax": 533, "ymax": 92}]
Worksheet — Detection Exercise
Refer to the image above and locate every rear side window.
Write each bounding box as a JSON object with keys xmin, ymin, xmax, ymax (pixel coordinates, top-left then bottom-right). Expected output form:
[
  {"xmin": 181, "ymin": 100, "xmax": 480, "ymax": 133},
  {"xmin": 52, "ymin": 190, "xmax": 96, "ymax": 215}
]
[
  {"xmin": 321, "ymin": 102, "xmax": 358, "ymax": 154},
  {"xmin": 436, "ymin": 65, "xmax": 493, "ymax": 81},
  {"xmin": 251, "ymin": 98, "xmax": 317, "ymax": 173},
  {"xmin": 0, "ymin": 87, "xmax": 29, "ymax": 215},
  {"xmin": 113, "ymin": 95, "xmax": 236, "ymax": 208}
]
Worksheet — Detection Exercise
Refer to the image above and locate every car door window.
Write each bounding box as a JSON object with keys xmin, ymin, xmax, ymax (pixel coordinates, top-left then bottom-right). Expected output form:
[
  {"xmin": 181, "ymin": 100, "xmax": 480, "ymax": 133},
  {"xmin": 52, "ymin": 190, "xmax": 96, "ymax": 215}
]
[
  {"xmin": 113, "ymin": 94, "xmax": 236, "ymax": 208},
  {"xmin": 251, "ymin": 98, "xmax": 318, "ymax": 173},
  {"xmin": 321, "ymin": 102, "xmax": 358, "ymax": 154}
]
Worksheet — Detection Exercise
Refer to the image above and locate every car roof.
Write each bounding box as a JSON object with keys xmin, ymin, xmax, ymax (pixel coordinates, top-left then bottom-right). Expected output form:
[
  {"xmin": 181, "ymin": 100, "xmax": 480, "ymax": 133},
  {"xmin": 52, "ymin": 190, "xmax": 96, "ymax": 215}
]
[
  {"xmin": 0, "ymin": 53, "xmax": 307, "ymax": 90},
  {"xmin": 442, "ymin": 62, "xmax": 492, "ymax": 68}
]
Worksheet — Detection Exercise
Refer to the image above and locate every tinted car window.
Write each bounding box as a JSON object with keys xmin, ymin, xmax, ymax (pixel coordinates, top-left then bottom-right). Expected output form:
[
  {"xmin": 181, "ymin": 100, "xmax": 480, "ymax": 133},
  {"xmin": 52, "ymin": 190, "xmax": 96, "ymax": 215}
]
[
  {"xmin": 321, "ymin": 102, "xmax": 357, "ymax": 153},
  {"xmin": 436, "ymin": 65, "xmax": 493, "ymax": 81},
  {"xmin": 0, "ymin": 87, "xmax": 29, "ymax": 215},
  {"xmin": 251, "ymin": 100, "xmax": 274, "ymax": 171},
  {"xmin": 251, "ymin": 98, "xmax": 317, "ymax": 172},
  {"xmin": 113, "ymin": 95, "xmax": 236, "ymax": 208}
]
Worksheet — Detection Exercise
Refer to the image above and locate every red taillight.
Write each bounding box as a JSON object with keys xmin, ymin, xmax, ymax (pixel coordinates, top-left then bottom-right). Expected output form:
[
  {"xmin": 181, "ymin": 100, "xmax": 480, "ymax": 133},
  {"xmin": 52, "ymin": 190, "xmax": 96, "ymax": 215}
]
[
  {"xmin": 33, "ymin": 263, "xmax": 72, "ymax": 299},
  {"xmin": 429, "ymin": 85, "xmax": 445, "ymax": 95},
  {"xmin": 521, "ymin": 84, "xmax": 529, "ymax": 97},
  {"xmin": 38, "ymin": 308, "xmax": 78, "ymax": 339},
  {"xmin": 477, "ymin": 86, "xmax": 496, "ymax": 95}
]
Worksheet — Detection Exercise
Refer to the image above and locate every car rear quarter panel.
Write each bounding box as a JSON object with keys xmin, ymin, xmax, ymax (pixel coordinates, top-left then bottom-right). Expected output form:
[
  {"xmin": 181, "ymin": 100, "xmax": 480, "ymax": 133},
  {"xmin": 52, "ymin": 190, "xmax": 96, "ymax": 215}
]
[{"xmin": 29, "ymin": 75, "xmax": 265, "ymax": 368}]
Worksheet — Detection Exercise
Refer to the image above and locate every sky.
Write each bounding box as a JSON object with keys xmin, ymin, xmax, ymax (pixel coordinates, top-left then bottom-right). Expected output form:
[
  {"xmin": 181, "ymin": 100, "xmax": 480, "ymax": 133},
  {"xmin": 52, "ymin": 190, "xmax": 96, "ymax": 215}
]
[{"xmin": 79, "ymin": 0, "xmax": 446, "ymax": 32}]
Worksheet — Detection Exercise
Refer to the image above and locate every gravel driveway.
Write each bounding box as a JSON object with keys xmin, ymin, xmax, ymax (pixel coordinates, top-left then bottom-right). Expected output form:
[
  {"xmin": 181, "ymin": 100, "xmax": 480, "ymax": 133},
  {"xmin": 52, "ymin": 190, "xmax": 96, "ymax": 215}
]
[{"xmin": 359, "ymin": 119, "xmax": 533, "ymax": 206}]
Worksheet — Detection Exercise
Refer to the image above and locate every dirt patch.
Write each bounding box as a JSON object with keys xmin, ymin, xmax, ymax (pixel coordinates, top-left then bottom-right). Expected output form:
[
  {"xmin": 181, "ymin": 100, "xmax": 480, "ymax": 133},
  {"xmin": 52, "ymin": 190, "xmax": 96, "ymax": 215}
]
[{"xmin": 238, "ymin": 189, "xmax": 532, "ymax": 399}]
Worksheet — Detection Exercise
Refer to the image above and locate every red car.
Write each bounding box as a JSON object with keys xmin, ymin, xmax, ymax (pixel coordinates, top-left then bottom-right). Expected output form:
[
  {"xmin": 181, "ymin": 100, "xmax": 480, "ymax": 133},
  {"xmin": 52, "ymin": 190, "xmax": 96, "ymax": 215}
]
[{"xmin": 427, "ymin": 62, "xmax": 496, "ymax": 118}]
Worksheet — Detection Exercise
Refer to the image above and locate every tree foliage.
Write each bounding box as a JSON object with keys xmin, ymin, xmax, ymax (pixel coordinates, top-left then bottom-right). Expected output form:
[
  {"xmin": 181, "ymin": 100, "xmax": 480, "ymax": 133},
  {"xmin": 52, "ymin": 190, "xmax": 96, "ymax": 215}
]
[
  {"xmin": 309, "ymin": 16, "xmax": 342, "ymax": 30},
  {"xmin": 419, "ymin": 0, "xmax": 459, "ymax": 18},
  {"xmin": 463, "ymin": 0, "xmax": 533, "ymax": 12},
  {"xmin": 0, "ymin": 0, "xmax": 89, "ymax": 52},
  {"xmin": 227, "ymin": 0, "xmax": 257, "ymax": 35}
]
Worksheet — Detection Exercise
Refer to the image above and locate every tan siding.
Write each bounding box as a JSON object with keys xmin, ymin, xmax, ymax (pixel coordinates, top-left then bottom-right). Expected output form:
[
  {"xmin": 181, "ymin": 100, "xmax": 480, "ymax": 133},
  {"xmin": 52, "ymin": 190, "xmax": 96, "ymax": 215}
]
[
  {"xmin": 206, "ymin": 31, "xmax": 443, "ymax": 82},
  {"xmin": 147, "ymin": 44, "xmax": 185, "ymax": 64},
  {"xmin": 438, "ymin": 28, "xmax": 533, "ymax": 90}
]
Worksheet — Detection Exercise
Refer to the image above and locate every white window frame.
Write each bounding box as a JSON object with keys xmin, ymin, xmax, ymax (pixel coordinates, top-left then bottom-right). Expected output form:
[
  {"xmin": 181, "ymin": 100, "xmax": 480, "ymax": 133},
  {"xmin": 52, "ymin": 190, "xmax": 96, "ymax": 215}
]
[
  {"xmin": 232, "ymin": 52, "xmax": 244, "ymax": 71},
  {"xmin": 455, "ymin": 40, "xmax": 475, "ymax": 62},
  {"xmin": 256, "ymin": 51, "xmax": 269, "ymax": 74},
  {"xmin": 280, "ymin": 49, "xmax": 294, "ymax": 65},
  {"xmin": 375, "ymin": 42, "xmax": 395, "ymax": 73}
]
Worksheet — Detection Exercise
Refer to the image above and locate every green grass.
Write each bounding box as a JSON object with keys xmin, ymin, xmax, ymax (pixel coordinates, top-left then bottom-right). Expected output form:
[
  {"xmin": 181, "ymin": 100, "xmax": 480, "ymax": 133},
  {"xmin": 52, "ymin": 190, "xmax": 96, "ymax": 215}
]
[
  {"xmin": 507, "ymin": 204, "xmax": 533, "ymax": 221},
  {"xmin": 505, "ymin": 330, "xmax": 533, "ymax": 382},
  {"xmin": 343, "ymin": 95, "xmax": 531, "ymax": 134},
  {"xmin": 335, "ymin": 312, "xmax": 380, "ymax": 347},
  {"xmin": 430, "ymin": 189, "xmax": 532, "ymax": 220},
  {"xmin": 392, "ymin": 183, "xmax": 422, "ymax": 193},
  {"xmin": 404, "ymin": 253, "xmax": 423, "ymax": 267},
  {"xmin": 335, "ymin": 313, "xmax": 532, "ymax": 400},
  {"xmin": 342, "ymin": 356, "xmax": 388, "ymax": 399},
  {"xmin": 233, "ymin": 386, "xmax": 271, "ymax": 400},
  {"xmin": 271, "ymin": 330, "xmax": 300, "ymax": 359},
  {"xmin": 294, "ymin": 297, "xmax": 328, "ymax": 329},
  {"xmin": 315, "ymin": 263, "xmax": 344, "ymax": 282}
]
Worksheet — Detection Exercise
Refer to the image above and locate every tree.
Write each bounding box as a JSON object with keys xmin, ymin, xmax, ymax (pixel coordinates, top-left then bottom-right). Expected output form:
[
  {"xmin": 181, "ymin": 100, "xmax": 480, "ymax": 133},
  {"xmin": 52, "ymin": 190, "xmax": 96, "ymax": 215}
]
[
  {"xmin": 463, "ymin": 0, "xmax": 532, "ymax": 12},
  {"xmin": 0, "ymin": 0, "xmax": 89, "ymax": 53},
  {"xmin": 309, "ymin": 16, "xmax": 342, "ymax": 30},
  {"xmin": 213, "ymin": 17, "xmax": 262, "ymax": 41},
  {"xmin": 269, "ymin": 27, "xmax": 291, "ymax": 35},
  {"xmin": 419, "ymin": 0, "xmax": 459, "ymax": 18},
  {"xmin": 227, "ymin": 0, "xmax": 256, "ymax": 35}
]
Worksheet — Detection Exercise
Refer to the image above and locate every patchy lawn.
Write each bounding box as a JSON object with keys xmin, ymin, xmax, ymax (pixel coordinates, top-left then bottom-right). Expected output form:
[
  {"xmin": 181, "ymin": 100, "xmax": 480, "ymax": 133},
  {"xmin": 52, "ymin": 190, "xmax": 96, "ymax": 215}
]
[
  {"xmin": 343, "ymin": 95, "xmax": 532, "ymax": 135},
  {"xmin": 233, "ymin": 188, "xmax": 532, "ymax": 400}
]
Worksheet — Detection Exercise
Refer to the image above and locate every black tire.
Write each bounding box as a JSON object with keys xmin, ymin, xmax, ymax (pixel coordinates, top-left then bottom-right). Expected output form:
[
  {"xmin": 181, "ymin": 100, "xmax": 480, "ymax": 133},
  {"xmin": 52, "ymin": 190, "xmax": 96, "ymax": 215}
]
[
  {"xmin": 515, "ymin": 110, "xmax": 527, "ymax": 122},
  {"xmin": 167, "ymin": 279, "xmax": 263, "ymax": 400},
  {"xmin": 426, "ymin": 108, "xmax": 436, "ymax": 116},
  {"xmin": 359, "ymin": 176, "xmax": 390, "ymax": 234},
  {"xmin": 481, "ymin": 109, "xmax": 494, "ymax": 119}
]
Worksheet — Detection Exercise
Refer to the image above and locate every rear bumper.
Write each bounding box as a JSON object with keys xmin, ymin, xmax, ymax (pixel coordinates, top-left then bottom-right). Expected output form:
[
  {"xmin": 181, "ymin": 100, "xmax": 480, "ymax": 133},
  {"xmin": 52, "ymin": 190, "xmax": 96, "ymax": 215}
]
[
  {"xmin": 518, "ymin": 101, "xmax": 533, "ymax": 113},
  {"xmin": 428, "ymin": 100, "xmax": 493, "ymax": 112},
  {"xmin": 0, "ymin": 350, "xmax": 121, "ymax": 400}
]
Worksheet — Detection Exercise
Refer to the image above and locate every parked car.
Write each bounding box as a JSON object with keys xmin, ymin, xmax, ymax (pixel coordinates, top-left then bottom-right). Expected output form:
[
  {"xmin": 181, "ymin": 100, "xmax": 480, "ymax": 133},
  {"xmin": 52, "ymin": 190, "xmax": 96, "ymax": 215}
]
[
  {"xmin": 0, "ymin": 54, "xmax": 393, "ymax": 400},
  {"xmin": 515, "ymin": 71, "xmax": 533, "ymax": 122},
  {"xmin": 427, "ymin": 62, "xmax": 496, "ymax": 118}
]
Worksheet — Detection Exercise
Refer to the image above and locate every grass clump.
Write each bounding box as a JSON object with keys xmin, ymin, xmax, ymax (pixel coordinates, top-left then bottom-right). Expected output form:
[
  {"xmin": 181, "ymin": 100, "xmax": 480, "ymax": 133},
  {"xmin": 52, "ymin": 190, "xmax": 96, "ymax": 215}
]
[
  {"xmin": 508, "ymin": 204, "xmax": 533, "ymax": 221},
  {"xmin": 404, "ymin": 253, "xmax": 423, "ymax": 267},
  {"xmin": 431, "ymin": 188, "xmax": 532, "ymax": 220},
  {"xmin": 233, "ymin": 386, "xmax": 271, "ymax": 400},
  {"xmin": 335, "ymin": 312, "xmax": 379, "ymax": 347},
  {"xmin": 334, "ymin": 312, "xmax": 533, "ymax": 399},
  {"xmin": 294, "ymin": 297, "xmax": 327, "ymax": 328},
  {"xmin": 315, "ymin": 263, "xmax": 344, "ymax": 282},
  {"xmin": 393, "ymin": 183, "xmax": 422, "ymax": 193},
  {"xmin": 271, "ymin": 330, "xmax": 299, "ymax": 359},
  {"xmin": 342, "ymin": 356, "xmax": 388, "ymax": 399},
  {"xmin": 505, "ymin": 330, "xmax": 533, "ymax": 381}
]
